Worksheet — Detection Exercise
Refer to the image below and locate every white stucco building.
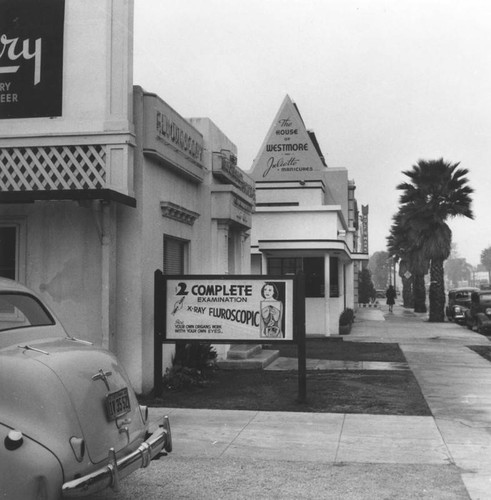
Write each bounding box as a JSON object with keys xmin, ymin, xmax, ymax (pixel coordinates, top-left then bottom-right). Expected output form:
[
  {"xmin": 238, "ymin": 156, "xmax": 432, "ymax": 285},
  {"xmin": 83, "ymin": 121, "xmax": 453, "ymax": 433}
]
[
  {"xmin": 0, "ymin": 0, "xmax": 255, "ymax": 393},
  {"xmin": 247, "ymin": 96, "xmax": 368, "ymax": 335}
]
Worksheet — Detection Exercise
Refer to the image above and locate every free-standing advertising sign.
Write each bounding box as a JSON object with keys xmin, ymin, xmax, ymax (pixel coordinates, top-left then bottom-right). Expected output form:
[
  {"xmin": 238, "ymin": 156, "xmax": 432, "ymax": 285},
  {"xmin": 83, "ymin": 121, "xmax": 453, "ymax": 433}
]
[
  {"xmin": 154, "ymin": 271, "xmax": 306, "ymax": 401},
  {"xmin": 164, "ymin": 276, "xmax": 294, "ymax": 342},
  {"xmin": 0, "ymin": 0, "xmax": 65, "ymax": 119}
]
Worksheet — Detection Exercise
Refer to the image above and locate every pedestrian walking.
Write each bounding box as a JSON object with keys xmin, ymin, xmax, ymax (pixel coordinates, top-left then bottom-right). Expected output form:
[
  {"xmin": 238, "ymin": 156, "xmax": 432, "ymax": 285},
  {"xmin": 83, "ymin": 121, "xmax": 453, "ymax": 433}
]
[{"xmin": 386, "ymin": 284, "xmax": 396, "ymax": 312}]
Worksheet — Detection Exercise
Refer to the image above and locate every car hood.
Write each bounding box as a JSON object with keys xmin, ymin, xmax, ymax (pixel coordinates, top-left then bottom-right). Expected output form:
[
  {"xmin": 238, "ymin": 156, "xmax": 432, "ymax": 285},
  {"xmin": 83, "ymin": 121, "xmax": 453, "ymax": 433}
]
[{"xmin": 0, "ymin": 338, "xmax": 144, "ymax": 465}]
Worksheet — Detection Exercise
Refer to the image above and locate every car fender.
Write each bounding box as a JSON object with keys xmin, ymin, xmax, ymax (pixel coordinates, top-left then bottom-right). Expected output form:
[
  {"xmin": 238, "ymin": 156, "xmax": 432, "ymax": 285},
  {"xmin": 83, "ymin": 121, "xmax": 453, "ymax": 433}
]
[
  {"xmin": 0, "ymin": 423, "xmax": 63, "ymax": 500},
  {"xmin": 1, "ymin": 340, "xmax": 145, "ymax": 466},
  {"xmin": 0, "ymin": 347, "xmax": 86, "ymax": 482},
  {"xmin": 476, "ymin": 312, "xmax": 491, "ymax": 326}
]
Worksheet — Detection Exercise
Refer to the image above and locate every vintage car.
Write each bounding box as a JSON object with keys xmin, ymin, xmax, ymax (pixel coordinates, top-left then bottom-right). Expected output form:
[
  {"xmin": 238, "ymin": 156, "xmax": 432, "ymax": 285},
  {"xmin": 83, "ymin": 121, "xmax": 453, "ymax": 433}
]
[
  {"xmin": 0, "ymin": 278, "xmax": 171, "ymax": 499},
  {"xmin": 445, "ymin": 287, "xmax": 479, "ymax": 324},
  {"xmin": 464, "ymin": 290, "xmax": 491, "ymax": 334}
]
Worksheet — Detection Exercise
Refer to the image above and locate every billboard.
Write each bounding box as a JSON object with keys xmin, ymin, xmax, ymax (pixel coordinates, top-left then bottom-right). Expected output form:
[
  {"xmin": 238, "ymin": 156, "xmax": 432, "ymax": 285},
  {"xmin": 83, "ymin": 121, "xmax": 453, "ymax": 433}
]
[
  {"xmin": 0, "ymin": 0, "xmax": 65, "ymax": 119},
  {"xmin": 163, "ymin": 276, "xmax": 294, "ymax": 341},
  {"xmin": 249, "ymin": 95, "xmax": 327, "ymax": 181}
]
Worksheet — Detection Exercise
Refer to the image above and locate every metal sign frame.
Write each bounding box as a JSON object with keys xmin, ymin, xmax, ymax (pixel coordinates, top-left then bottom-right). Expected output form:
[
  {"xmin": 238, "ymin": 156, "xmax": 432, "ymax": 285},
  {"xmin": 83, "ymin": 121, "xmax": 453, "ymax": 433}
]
[{"xmin": 154, "ymin": 270, "xmax": 306, "ymax": 400}]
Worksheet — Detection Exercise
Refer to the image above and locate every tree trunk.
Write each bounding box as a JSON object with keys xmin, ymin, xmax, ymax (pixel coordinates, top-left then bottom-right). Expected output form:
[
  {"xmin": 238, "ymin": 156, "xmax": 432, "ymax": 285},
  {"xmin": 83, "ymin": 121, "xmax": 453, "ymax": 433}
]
[
  {"xmin": 429, "ymin": 258, "xmax": 445, "ymax": 322},
  {"xmin": 413, "ymin": 274, "xmax": 427, "ymax": 313},
  {"xmin": 399, "ymin": 260, "xmax": 414, "ymax": 308},
  {"xmin": 401, "ymin": 276, "xmax": 413, "ymax": 308}
]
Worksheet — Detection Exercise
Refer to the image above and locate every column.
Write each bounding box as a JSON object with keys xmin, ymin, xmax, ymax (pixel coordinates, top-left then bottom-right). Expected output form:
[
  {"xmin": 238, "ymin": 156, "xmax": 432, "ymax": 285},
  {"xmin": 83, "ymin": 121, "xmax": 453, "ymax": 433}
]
[
  {"xmin": 324, "ymin": 253, "xmax": 331, "ymax": 336},
  {"xmin": 217, "ymin": 222, "xmax": 229, "ymax": 274},
  {"xmin": 261, "ymin": 253, "xmax": 268, "ymax": 275},
  {"xmin": 338, "ymin": 261, "xmax": 345, "ymax": 304},
  {"xmin": 345, "ymin": 261, "xmax": 355, "ymax": 309}
]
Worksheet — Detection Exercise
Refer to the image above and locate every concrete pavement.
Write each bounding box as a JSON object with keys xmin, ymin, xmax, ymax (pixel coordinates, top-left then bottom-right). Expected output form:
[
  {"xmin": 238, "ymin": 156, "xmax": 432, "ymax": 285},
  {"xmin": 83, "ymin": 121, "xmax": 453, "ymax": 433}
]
[{"xmin": 148, "ymin": 304, "xmax": 491, "ymax": 499}]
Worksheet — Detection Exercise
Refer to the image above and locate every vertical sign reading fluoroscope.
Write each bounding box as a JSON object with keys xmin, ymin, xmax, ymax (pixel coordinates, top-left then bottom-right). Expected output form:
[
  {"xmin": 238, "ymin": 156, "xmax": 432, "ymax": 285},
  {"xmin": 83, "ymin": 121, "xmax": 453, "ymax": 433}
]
[
  {"xmin": 0, "ymin": 0, "xmax": 65, "ymax": 119},
  {"xmin": 164, "ymin": 276, "xmax": 294, "ymax": 341}
]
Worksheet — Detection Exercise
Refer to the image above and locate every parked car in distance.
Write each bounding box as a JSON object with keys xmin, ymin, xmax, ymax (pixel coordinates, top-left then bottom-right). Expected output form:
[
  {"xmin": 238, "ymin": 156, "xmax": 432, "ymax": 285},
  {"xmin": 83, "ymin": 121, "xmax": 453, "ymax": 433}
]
[
  {"xmin": 464, "ymin": 290, "xmax": 491, "ymax": 334},
  {"xmin": 0, "ymin": 278, "xmax": 172, "ymax": 500},
  {"xmin": 446, "ymin": 287, "xmax": 479, "ymax": 324}
]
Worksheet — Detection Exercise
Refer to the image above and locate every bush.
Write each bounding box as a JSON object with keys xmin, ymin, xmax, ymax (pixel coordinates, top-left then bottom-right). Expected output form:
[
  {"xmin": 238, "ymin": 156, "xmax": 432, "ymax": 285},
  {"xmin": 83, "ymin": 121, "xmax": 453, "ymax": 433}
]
[
  {"xmin": 339, "ymin": 308, "xmax": 355, "ymax": 326},
  {"xmin": 173, "ymin": 341, "xmax": 217, "ymax": 370},
  {"xmin": 358, "ymin": 268, "xmax": 377, "ymax": 303},
  {"xmin": 163, "ymin": 342, "xmax": 217, "ymax": 390}
]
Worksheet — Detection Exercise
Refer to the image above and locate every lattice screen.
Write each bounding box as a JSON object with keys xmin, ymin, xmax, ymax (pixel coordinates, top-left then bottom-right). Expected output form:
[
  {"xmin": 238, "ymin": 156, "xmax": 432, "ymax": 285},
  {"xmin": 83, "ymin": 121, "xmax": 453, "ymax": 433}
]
[{"xmin": 0, "ymin": 145, "xmax": 106, "ymax": 191}]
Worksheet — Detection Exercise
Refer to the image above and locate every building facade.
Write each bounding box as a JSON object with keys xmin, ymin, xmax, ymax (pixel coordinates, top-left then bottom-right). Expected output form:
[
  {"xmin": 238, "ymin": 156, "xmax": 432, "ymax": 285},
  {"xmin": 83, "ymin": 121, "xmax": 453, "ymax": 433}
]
[
  {"xmin": 0, "ymin": 0, "xmax": 255, "ymax": 392},
  {"xmin": 247, "ymin": 95, "xmax": 368, "ymax": 335}
]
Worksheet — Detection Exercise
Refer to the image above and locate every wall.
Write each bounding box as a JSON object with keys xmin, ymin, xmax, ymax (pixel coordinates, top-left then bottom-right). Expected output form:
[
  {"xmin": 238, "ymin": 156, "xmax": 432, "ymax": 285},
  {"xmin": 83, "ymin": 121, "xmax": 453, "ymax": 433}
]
[
  {"xmin": 323, "ymin": 169, "xmax": 349, "ymax": 223},
  {"xmin": 256, "ymin": 181, "xmax": 326, "ymax": 206},
  {"xmin": 116, "ymin": 87, "xmax": 211, "ymax": 391},
  {"xmin": 252, "ymin": 209, "xmax": 341, "ymax": 244},
  {"xmin": 0, "ymin": 201, "xmax": 104, "ymax": 342}
]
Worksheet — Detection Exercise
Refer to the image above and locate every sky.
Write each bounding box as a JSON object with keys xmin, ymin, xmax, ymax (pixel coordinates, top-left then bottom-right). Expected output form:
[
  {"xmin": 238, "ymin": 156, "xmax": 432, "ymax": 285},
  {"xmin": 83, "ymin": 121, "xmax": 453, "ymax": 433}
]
[{"xmin": 133, "ymin": 0, "xmax": 491, "ymax": 267}]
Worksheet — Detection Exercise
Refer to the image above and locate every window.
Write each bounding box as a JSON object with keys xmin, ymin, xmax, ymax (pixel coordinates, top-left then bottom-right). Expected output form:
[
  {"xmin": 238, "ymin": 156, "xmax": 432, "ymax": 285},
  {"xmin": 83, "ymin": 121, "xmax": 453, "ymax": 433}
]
[
  {"xmin": 0, "ymin": 293, "xmax": 54, "ymax": 332},
  {"xmin": 304, "ymin": 257, "xmax": 324, "ymax": 298},
  {"xmin": 267, "ymin": 256, "xmax": 340, "ymax": 298},
  {"xmin": 0, "ymin": 227, "xmax": 16, "ymax": 280},
  {"xmin": 268, "ymin": 258, "xmax": 302, "ymax": 277},
  {"xmin": 329, "ymin": 257, "xmax": 339, "ymax": 297},
  {"xmin": 163, "ymin": 236, "xmax": 188, "ymax": 275}
]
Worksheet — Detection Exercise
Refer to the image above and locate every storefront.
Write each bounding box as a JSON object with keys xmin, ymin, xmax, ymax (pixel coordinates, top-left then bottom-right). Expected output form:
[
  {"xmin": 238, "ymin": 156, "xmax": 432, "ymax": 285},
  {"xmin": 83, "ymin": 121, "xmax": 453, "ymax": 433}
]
[{"xmin": 247, "ymin": 95, "xmax": 368, "ymax": 335}]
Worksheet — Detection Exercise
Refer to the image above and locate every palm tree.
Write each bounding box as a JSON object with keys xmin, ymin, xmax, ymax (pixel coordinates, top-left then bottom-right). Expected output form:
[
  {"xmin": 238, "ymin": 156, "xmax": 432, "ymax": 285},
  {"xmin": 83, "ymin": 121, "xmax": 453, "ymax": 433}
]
[
  {"xmin": 396, "ymin": 159, "xmax": 473, "ymax": 322},
  {"xmin": 387, "ymin": 208, "xmax": 429, "ymax": 312}
]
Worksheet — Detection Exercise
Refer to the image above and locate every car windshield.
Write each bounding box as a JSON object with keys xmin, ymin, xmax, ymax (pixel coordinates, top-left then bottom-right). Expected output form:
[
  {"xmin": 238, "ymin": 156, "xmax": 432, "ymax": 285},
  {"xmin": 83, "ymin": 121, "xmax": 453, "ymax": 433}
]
[
  {"xmin": 480, "ymin": 293, "xmax": 491, "ymax": 303},
  {"xmin": 0, "ymin": 293, "xmax": 54, "ymax": 332}
]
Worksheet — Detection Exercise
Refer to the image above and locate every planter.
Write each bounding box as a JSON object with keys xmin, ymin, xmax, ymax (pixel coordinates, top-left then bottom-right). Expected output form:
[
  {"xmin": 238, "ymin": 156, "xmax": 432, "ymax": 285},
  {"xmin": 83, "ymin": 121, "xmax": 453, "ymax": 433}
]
[{"xmin": 339, "ymin": 323, "xmax": 352, "ymax": 335}]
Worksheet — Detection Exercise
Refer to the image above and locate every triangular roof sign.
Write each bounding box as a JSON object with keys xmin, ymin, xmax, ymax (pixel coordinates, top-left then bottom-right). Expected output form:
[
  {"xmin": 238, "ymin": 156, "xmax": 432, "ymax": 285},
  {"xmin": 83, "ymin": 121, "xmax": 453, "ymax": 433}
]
[{"xmin": 249, "ymin": 95, "xmax": 327, "ymax": 181}]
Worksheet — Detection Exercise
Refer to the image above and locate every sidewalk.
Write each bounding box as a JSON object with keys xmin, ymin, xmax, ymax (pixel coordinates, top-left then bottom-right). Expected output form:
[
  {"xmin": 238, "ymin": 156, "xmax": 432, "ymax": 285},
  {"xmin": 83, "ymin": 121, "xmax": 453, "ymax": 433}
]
[{"xmin": 149, "ymin": 303, "xmax": 491, "ymax": 499}]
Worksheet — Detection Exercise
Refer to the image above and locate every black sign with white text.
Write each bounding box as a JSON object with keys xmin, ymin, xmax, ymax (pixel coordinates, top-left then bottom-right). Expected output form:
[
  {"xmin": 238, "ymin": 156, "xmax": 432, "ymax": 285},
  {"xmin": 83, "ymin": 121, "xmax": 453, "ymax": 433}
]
[{"xmin": 0, "ymin": 0, "xmax": 65, "ymax": 119}]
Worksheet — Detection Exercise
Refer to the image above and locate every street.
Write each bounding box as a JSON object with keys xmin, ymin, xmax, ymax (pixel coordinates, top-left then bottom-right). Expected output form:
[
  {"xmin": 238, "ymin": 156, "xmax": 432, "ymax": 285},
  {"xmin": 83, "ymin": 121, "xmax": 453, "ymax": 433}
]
[{"xmin": 91, "ymin": 455, "xmax": 466, "ymax": 499}]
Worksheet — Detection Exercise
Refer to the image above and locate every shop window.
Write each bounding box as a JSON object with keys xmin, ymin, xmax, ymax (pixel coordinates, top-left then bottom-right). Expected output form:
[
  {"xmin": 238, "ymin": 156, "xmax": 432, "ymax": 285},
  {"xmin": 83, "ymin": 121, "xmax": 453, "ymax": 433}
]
[
  {"xmin": 268, "ymin": 257, "xmax": 302, "ymax": 277},
  {"xmin": 304, "ymin": 257, "xmax": 324, "ymax": 298},
  {"xmin": 268, "ymin": 257, "xmax": 324, "ymax": 298},
  {"xmin": 163, "ymin": 236, "xmax": 188, "ymax": 275},
  {"xmin": 329, "ymin": 257, "xmax": 339, "ymax": 297},
  {"xmin": 267, "ymin": 256, "xmax": 340, "ymax": 298}
]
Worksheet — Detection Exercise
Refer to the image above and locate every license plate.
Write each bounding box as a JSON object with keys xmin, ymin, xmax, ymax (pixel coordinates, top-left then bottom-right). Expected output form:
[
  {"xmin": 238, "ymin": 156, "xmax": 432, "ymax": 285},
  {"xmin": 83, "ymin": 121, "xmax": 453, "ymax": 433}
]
[{"xmin": 105, "ymin": 388, "xmax": 131, "ymax": 420}]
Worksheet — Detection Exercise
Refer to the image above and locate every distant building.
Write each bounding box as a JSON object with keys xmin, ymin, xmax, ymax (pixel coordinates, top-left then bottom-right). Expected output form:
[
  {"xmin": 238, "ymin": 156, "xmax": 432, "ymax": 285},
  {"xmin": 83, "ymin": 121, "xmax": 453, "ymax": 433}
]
[
  {"xmin": 247, "ymin": 95, "xmax": 368, "ymax": 335},
  {"xmin": 473, "ymin": 271, "xmax": 490, "ymax": 288}
]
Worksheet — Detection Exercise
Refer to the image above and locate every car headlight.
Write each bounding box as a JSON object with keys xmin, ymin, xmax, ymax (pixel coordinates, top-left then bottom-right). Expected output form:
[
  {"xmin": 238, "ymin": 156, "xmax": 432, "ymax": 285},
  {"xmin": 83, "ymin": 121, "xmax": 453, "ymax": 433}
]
[
  {"xmin": 486, "ymin": 308, "xmax": 491, "ymax": 316},
  {"xmin": 4, "ymin": 429, "xmax": 24, "ymax": 450},
  {"xmin": 454, "ymin": 306, "xmax": 462, "ymax": 313}
]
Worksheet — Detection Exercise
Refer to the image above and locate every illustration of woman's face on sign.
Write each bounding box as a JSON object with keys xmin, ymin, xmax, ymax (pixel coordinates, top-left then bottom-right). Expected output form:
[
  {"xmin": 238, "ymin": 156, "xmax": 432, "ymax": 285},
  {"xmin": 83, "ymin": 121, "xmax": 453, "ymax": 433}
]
[{"xmin": 261, "ymin": 282, "xmax": 278, "ymax": 300}]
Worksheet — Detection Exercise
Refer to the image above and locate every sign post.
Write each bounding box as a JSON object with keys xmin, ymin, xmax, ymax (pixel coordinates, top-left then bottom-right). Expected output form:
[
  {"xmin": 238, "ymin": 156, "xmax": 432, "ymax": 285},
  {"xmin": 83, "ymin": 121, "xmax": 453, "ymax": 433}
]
[
  {"xmin": 295, "ymin": 272, "xmax": 307, "ymax": 403},
  {"xmin": 154, "ymin": 270, "xmax": 165, "ymax": 395}
]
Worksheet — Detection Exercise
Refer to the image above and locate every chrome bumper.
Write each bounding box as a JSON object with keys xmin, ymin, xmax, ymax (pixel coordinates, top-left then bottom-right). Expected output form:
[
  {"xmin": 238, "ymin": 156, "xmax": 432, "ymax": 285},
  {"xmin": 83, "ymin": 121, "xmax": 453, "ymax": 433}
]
[{"xmin": 62, "ymin": 416, "xmax": 171, "ymax": 498}]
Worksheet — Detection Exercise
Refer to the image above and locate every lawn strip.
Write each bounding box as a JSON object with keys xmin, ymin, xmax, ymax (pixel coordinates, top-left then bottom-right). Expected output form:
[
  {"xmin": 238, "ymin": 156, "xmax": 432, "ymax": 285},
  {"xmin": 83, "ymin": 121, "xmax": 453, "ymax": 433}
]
[
  {"xmin": 274, "ymin": 340, "xmax": 406, "ymax": 362},
  {"xmin": 147, "ymin": 369, "xmax": 430, "ymax": 416},
  {"xmin": 468, "ymin": 345, "xmax": 491, "ymax": 362}
]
